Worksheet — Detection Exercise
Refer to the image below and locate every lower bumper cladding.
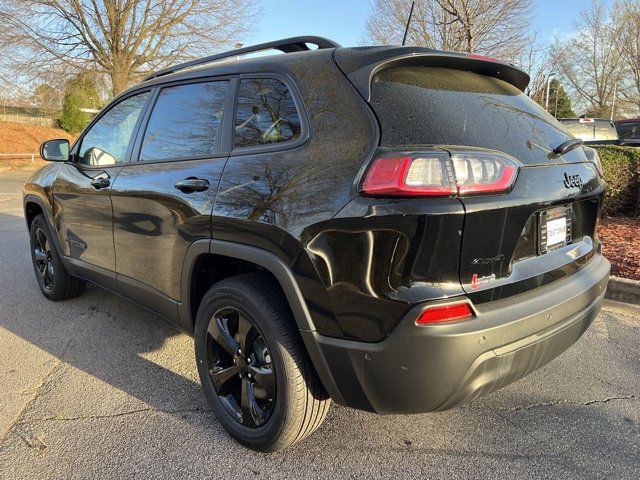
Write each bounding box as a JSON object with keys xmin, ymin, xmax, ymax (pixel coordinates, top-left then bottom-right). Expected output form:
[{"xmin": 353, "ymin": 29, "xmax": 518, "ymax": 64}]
[{"xmin": 304, "ymin": 254, "xmax": 610, "ymax": 414}]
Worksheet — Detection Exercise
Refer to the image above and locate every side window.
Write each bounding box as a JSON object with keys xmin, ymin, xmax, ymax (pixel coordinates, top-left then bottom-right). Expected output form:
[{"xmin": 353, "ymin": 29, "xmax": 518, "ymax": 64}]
[
  {"xmin": 79, "ymin": 92, "xmax": 149, "ymax": 166},
  {"xmin": 234, "ymin": 78, "xmax": 301, "ymax": 148},
  {"xmin": 139, "ymin": 81, "xmax": 229, "ymax": 161}
]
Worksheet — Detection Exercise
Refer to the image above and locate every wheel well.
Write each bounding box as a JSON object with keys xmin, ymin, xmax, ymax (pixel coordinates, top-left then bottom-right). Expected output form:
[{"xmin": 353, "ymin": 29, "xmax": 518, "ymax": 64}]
[
  {"xmin": 190, "ymin": 254, "xmax": 286, "ymax": 325},
  {"xmin": 25, "ymin": 202, "xmax": 44, "ymax": 228}
]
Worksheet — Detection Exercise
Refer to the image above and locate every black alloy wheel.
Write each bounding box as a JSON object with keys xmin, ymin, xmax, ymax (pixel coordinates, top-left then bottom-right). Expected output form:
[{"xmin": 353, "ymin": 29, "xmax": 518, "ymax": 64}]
[
  {"xmin": 206, "ymin": 307, "xmax": 276, "ymax": 427},
  {"xmin": 194, "ymin": 273, "xmax": 331, "ymax": 452},
  {"xmin": 33, "ymin": 227, "xmax": 54, "ymax": 290},
  {"xmin": 29, "ymin": 214, "xmax": 85, "ymax": 301}
]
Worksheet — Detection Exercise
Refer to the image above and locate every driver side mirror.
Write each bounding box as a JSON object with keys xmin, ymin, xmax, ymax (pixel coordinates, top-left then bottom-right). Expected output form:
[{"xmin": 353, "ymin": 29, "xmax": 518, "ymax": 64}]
[{"xmin": 40, "ymin": 139, "xmax": 70, "ymax": 162}]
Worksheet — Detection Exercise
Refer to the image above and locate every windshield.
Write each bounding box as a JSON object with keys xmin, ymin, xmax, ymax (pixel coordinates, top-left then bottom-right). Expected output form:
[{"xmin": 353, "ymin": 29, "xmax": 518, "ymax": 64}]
[{"xmin": 370, "ymin": 66, "xmax": 588, "ymax": 165}]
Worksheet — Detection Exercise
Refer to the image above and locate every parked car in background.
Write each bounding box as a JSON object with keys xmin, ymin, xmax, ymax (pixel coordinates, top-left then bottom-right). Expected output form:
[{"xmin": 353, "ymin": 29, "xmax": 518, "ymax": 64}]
[
  {"xmin": 559, "ymin": 117, "xmax": 619, "ymax": 144},
  {"xmin": 614, "ymin": 118, "xmax": 640, "ymax": 146}
]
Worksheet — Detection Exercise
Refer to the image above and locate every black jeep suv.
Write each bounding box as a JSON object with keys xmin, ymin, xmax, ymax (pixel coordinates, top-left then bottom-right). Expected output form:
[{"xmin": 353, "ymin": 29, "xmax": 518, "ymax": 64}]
[{"xmin": 24, "ymin": 36, "xmax": 610, "ymax": 451}]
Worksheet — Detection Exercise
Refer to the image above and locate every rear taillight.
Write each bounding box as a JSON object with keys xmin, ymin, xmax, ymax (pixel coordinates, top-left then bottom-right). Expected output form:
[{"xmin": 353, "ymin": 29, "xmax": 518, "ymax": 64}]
[
  {"xmin": 361, "ymin": 148, "xmax": 520, "ymax": 197},
  {"xmin": 416, "ymin": 302, "xmax": 473, "ymax": 325},
  {"xmin": 361, "ymin": 153, "xmax": 455, "ymax": 196}
]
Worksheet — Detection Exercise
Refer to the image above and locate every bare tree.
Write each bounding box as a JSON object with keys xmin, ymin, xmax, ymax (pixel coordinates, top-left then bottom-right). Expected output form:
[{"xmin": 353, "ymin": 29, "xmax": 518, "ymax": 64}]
[
  {"xmin": 552, "ymin": 0, "xmax": 624, "ymax": 117},
  {"xmin": 31, "ymin": 83, "xmax": 63, "ymax": 116},
  {"xmin": 0, "ymin": 0, "xmax": 261, "ymax": 96},
  {"xmin": 615, "ymin": 0, "xmax": 640, "ymax": 114},
  {"xmin": 364, "ymin": 0, "xmax": 533, "ymax": 62},
  {"xmin": 515, "ymin": 31, "xmax": 553, "ymax": 104}
]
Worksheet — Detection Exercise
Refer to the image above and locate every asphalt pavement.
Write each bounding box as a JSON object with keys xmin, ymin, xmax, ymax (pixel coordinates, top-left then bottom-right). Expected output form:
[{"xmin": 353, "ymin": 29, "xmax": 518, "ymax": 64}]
[{"xmin": 0, "ymin": 168, "xmax": 638, "ymax": 479}]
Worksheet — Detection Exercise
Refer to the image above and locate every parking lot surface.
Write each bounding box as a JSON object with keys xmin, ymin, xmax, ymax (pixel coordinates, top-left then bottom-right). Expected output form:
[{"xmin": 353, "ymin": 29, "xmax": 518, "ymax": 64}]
[{"xmin": 1, "ymin": 168, "xmax": 639, "ymax": 479}]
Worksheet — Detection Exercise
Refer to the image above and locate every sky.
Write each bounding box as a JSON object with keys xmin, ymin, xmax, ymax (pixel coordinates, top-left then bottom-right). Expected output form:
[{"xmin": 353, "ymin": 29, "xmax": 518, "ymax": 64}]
[{"xmin": 245, "ymin": 0, "xmax": 615, "ymax": 48}]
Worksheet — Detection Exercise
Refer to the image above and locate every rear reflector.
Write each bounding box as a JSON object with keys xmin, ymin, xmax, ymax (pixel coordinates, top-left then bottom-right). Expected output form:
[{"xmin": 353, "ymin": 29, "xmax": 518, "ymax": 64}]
[
  {"xmin": 416, "ymin": 302, "xmax": 473, "ymax": 325},
  {"xmin": 361, "ymin": 148, "xmax": 519, "ymax": 197}
]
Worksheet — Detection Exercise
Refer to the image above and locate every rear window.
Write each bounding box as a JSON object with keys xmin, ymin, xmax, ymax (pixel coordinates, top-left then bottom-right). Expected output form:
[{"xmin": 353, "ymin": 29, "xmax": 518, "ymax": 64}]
[
  {"xmin": 370, "ymin": 66, "xmax": 582, "ymax": 165},
  {"xmin": 616, "ymin": 121, "xmax": 640, "ymax": 140}
]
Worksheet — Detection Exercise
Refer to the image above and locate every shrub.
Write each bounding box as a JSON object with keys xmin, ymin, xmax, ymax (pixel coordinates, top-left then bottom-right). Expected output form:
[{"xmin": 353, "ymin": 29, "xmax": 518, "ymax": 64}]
[
  {"xmin": 58, "ymin": 73, "xmax": 100, "ymax": 134},
  {"xmin": 594, "ymin": 145, "xmax": 640, "ymax": 216}
]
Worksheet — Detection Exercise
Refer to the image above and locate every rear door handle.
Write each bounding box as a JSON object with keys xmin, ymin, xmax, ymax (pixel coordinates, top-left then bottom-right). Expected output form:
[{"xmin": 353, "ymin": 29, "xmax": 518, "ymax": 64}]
[
  {"xmin": 174, "ymin": 177, "xmax": 210, "ymax": 193},
  {"xmin": 90, "ymin": 173, "xmax": 110, "ymax": 189}
]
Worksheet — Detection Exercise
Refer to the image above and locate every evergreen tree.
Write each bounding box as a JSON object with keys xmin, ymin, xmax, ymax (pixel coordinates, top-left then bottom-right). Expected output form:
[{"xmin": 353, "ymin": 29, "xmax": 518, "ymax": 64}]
[
  {"xmin": 59, "ymin": 73, "xmax": 99, "ymax": 133},
  {"xmin": 549, "ymin": 79, "xmax": 576, "ymax": 118}
]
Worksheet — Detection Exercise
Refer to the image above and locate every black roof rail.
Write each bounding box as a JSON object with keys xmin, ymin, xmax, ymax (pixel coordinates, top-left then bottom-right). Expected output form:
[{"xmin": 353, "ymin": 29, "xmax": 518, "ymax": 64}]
[{"xmin": 144, "ymin": 36, "xmax": 341, "ymax": 81}]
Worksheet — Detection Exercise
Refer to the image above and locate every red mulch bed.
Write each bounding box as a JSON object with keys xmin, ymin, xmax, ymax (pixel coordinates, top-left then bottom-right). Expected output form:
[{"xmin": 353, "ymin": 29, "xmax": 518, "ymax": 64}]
[{"xmin": 598, "ymin": 216, "xmax": 640, "ymax": 280}]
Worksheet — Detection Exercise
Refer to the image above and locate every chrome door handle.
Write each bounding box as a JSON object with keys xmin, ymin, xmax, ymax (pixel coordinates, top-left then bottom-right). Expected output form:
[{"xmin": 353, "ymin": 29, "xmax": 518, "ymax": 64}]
[
  {"xmin": 174, "ymin": 178, "xmax": 210, "ymax": 193},
  {"xmin": 90, "ymin": 174, "xmax": 110, "ymax": 189}
]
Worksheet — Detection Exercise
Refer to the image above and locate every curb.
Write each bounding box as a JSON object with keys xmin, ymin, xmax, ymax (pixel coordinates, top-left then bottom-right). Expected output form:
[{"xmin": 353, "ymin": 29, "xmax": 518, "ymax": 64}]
[{"xmin": 605, "ymin": 276, "xmax": 640, "ymax": 305}]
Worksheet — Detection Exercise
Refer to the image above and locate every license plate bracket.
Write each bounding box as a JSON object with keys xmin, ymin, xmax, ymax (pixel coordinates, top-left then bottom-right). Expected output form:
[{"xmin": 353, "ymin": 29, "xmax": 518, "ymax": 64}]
[{"xmin": 539, "ymin": 205, "xmax": 572, "ymax": 254}]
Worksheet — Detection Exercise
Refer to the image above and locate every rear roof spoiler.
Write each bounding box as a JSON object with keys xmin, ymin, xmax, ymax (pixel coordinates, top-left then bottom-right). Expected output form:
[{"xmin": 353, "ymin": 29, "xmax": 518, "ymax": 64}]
[{"xmin": 334, "ymin": 46, "xmax": 530, "ymax": 101}]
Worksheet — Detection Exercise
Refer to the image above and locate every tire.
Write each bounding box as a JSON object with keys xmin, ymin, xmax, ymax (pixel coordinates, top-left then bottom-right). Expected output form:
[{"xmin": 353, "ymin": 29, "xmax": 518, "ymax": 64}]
[
  {"xmin": 29, "ymin": 214, "xmax": 85, "ymax": 301},
  {"xmin": 194, "ymin": 273, "xmax": 331, "ymax": 452}
]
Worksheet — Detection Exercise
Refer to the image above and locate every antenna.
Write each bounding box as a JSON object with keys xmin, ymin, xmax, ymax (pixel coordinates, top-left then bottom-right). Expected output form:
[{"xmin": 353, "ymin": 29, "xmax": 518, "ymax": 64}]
[{"xmin": 402, "ymin": 1, "xmax": 415, "ymax": 46}]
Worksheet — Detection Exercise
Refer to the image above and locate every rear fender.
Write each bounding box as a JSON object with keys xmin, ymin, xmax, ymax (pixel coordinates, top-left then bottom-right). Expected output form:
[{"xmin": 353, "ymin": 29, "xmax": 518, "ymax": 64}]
[{"xmin": 178, "ymin": 238, "xmax": 345, "ymax": 404}]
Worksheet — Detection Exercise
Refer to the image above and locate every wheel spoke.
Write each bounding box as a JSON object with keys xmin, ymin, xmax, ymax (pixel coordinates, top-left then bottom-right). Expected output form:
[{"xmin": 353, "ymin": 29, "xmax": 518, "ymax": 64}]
[
  {"xmin": 36, "ymin": 229, "xmax": 47, "ymax": 251},
  {"xmin": 42, "ymin": 262, "xmax": 50, "ymax": 283},
  {"xmin": 209, "ymin": 316, "xmax": 239, "ymax": 356},
  {"xmin": 236, "ymin": 314, "xmax": 252, "ymax": 352},
  {"xmin": 209, "ymin": 365, "xmax": 237, "ymax": 392},
  {"xmin": 34, "ymin": 250, "xmax": 47, "ymax": 262},
  {"xmin": 249, "ymin": 364, "xmax": 276, "ymax": 398},
  {"xmin": 241, "ymin": 378, "xmax": 266, "ymax": 426},
  {"xmin": 218, "ymin": 394, "xmax": 242, "ymax": 422}
]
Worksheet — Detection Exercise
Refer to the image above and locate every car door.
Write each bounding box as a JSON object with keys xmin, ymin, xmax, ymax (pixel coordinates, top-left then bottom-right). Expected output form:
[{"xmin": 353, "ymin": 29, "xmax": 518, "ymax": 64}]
[
  {"xmin": 109, "ymin": 78, "xmax": 233, "ymax": 321},
  {"xmin": 53, "ymin": 90, "xmax": 151, "ymax": 280}
]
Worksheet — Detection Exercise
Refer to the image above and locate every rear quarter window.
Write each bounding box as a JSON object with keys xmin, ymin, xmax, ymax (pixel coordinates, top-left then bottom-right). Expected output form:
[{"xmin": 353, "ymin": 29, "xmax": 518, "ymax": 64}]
[{"xmin": 234, "ymin": 78, "xmax": 301, "ymax": 148}]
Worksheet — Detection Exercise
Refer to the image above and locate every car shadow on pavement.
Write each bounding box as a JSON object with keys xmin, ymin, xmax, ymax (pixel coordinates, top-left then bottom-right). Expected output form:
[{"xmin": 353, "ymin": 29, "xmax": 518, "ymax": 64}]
[{"xmin": 0, "ymin": 211, "xmax": 210, "ymax": 421}]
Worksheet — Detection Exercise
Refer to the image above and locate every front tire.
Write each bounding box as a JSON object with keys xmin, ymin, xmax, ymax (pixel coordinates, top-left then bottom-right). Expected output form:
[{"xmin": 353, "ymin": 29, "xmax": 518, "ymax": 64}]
[
  {"xmin": 194, "ymin": 273, "xmax": 331, "ymax": 452},
  {"xmin": 29, "ymin": 214, "xmax": 85, "ymax": 301}
]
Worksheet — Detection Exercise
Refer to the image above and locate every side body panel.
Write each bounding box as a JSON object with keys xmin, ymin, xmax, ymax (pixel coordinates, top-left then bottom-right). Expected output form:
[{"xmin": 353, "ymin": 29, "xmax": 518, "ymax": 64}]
[
  {"xmin": 23, "ymin": 162, "xmax": 63, "ymax": 245},
  {"xmin": 52, "ymin": 163, "xmax": 121, "ymax": 272},
  {"xmin": 211, "ymin": 51, "xmax": 384, "ymax": 341},
  {"xmin": 110, "ymin": 158, "xmax": 225, "ymax": 301}
]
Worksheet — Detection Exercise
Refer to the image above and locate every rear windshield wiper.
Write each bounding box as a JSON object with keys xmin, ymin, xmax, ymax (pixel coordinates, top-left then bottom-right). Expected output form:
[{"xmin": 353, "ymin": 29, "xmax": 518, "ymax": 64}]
[{"xmin": 553, "ymin": 138, "xmax": 583, "ymax": 155}]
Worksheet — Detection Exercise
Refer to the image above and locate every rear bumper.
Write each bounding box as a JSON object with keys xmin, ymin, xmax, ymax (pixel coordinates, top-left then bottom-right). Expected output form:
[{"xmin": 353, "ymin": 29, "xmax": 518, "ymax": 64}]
[{"xmin": 303, "ymin": 254, "xmax": 610, "ymax": 414}]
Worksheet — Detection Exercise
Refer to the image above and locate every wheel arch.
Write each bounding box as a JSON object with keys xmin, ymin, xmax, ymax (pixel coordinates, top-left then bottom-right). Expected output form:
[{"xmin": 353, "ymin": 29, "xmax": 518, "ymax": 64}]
[
  {"xmin": 179, "ymin": 239, "xmax": 315, "ymax": 333},
  {"xmin": 179, "ymin": 239, "xmax": 345, "ymax": 404},
  {"xmin": 23, "ymin": 194, "xmax": 66, "ymax": 256}
]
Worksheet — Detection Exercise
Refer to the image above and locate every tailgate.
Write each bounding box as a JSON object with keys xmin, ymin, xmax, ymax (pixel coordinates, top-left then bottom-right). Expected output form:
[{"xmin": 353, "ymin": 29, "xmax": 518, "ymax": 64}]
[{"xmin": 458, "ymin": 162, "xmax": 603, "ymax": 303}]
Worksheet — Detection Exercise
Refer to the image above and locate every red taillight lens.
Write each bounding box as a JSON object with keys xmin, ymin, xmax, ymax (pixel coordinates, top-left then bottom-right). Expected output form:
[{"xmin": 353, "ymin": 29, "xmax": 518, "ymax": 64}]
[
  {"xmin": 361, "ymin": 149, "xmax": 519, "ymax": 197},
  {"xmin": 416, "ymin": 302, "xmax": 473, "ymax": 325},
  {"xmin": 361, "ymin": 154, "xmax": 456, "ymax": 196}
]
